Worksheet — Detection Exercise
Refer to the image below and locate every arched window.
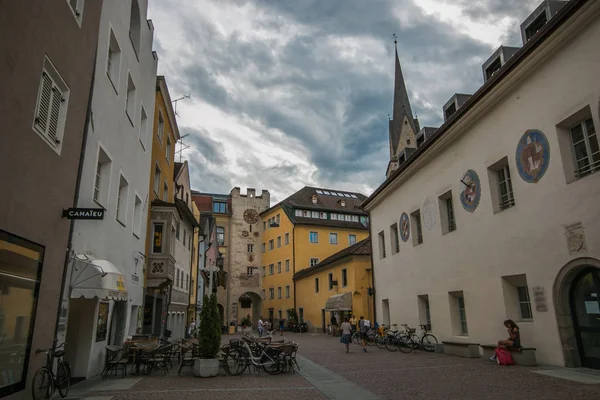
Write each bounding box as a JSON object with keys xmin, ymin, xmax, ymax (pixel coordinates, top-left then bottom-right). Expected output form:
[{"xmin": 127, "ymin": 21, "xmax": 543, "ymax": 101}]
[{"xmin": 129, "ymin": 0, "xmax": 141, "ymax": 56}]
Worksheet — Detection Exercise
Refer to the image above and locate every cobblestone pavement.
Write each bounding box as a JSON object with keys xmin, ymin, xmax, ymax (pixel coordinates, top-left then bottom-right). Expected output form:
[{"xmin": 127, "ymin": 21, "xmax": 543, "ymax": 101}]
[{"xmin": 74, "ymin": 332, "xmax": 600, "ymax": 400}]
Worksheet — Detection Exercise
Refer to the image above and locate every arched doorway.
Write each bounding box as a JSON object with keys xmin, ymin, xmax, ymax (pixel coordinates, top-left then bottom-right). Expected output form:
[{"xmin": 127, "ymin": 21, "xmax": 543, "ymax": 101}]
[
  {"xmin": 553, "ymin": 258, "xmax": 600, "ymax": 368},
  {"xmin": 217, "ymin": 303, "xmax": 225, "ymax": 327},
  {"xmin": 238, "ymin": 292, "xmax": 262, "ymax": 329}
]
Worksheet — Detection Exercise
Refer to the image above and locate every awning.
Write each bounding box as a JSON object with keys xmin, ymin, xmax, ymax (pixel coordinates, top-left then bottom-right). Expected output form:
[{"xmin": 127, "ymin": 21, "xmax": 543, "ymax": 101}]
[
  {"xmin": 325, "ymin": 292, "xmax": 352, "ymax": 311},
  {"xmin": 70, "ymin": 257, "xmax": 128, "ymax": 301}
]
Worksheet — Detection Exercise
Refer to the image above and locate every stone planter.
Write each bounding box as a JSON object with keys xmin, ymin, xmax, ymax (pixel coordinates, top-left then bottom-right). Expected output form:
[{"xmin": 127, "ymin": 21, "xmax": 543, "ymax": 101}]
[{"xmin": 194, "ymin": 358, "xmax": 219, "ymax": 377}]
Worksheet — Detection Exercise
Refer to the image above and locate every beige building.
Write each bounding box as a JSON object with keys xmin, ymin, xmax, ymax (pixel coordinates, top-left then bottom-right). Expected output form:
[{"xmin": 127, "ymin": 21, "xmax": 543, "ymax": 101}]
[{"xmin": 363, "ymin": 0, "xmax": 600, "ymax": 369}]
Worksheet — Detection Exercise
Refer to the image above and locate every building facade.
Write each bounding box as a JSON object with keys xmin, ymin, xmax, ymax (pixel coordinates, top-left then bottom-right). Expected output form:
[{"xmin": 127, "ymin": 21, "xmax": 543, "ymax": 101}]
[
  {"xmin": 294, "ymin": 238, "xmax": 373, "ymax": 332},
  {"xmin": 260, "ymin": 187, "xmax": 370, "ymax": 328},
  {"xmin": 142, "ymin": 75, "xmax": 179, "ymax": 336},
  {"xmin": 363, "ymin": 0, "xmax": 600, "ymax": 369},
  {"xmin": 59, "ymin": 0, "xmax": 158, "ymax": 379},
  {"xmin": 228, "ymin": 188, "xmax": 271, "ymax": 327},
  {"xmin": 0, "ymin": 1, "xmax": 102, "ymax": 397}
]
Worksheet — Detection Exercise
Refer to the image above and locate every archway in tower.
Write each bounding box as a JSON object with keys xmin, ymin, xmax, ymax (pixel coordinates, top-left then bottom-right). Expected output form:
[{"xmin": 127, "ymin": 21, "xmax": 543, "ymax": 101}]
[{"xmin": 238, "ymin": 292, "xmax": 262, "ymax": 329}]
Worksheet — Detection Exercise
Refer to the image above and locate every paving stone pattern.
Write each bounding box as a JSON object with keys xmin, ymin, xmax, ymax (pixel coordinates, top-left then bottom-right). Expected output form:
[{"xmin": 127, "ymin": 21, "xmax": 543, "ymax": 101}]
[{"xmin": 76, "ymin": 333, "xmax": 600, "ymax": 400}]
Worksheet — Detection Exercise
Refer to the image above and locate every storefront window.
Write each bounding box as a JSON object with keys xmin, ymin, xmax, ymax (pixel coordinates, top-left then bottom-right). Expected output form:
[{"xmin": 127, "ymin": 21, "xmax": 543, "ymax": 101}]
[
  {"xmin": 0, "ymin": 230, "xmax": 44, "ymax": 397},
  {"xmin": 96, "ymin": 302, "xmax": 109, "ymax": 342}
]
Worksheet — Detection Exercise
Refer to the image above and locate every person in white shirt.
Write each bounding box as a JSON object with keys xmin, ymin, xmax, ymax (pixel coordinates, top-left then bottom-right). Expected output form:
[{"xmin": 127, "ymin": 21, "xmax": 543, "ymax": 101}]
[{"xmin": 258, "ymin": 317, "xmax": 264, "ymax": 337}]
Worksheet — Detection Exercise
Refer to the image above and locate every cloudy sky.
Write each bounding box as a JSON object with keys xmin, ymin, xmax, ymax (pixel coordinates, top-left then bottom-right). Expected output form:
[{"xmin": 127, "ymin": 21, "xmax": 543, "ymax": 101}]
[{"xmin": 147, "ymin": 0, "xmax": 540, "ymax": 203}]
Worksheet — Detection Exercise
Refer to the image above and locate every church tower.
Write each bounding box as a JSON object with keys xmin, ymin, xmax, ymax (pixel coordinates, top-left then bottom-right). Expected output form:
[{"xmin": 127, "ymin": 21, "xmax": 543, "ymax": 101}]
[{"xmin": 386, "ymin": 38, "xmax": 419, "ymax": 178}]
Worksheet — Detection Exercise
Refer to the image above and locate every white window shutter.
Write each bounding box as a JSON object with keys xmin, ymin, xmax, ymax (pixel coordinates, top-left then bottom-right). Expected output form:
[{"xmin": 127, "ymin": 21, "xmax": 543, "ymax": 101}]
[
  {"xmin": 47, "ymin": 86, "xmax": 62, "ymax": 144},
  {"xmin": 36, "ymin": 73, "xmax": 53, "ymax": 132}
]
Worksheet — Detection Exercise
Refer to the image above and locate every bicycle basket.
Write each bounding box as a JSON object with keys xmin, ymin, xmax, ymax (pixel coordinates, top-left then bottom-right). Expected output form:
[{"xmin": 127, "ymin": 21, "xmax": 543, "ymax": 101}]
[
  {"xmin": 408, "ymin": 328, "xmax": 416, "ymax": 334},
  {"xmin": 229, "ymin": 339, "xmax": 241, "ymax": 349}
]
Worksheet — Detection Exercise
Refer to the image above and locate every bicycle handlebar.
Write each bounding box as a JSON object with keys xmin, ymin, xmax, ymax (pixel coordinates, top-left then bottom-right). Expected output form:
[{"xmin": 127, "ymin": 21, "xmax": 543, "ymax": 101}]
[{"xmin": 35, "ymin": 342, "xmax": 66, "ymax": 354}]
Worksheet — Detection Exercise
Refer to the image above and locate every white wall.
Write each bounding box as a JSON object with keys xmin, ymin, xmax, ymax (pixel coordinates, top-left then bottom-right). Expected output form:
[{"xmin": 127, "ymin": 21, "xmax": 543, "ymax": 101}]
[
  {"xmin": 65, "ymin": 0, "xmax": 157, "ymax": 377},
  {"xmin": 368, "ymin": 6, "xmax": 600, "ymax": 367}
]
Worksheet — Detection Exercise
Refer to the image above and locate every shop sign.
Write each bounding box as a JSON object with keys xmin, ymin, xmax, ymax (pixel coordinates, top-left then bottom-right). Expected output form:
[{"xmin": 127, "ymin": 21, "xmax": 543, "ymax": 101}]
[{"xmin": 62, "ymin": 207, "xmax": 105, "ymax": 220}]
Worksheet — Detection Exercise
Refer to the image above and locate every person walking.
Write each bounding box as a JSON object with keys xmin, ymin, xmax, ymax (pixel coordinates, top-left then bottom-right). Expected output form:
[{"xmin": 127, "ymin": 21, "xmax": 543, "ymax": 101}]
[
  {"xmin": 358, "ymin": 316, "xmax": 368, "ymax": 352},
  {"xmin": 340, "ymin": 318, "xmax": 353, "ymax": 353},
  {"xmin": 349, "ymin": 315, "xmax": 357, "ymax": 334},
  {"xmin": 258, "ymin": 316, "xmax": 264, "ymax": 337},
  {"xmin": 279, "ymin": 319, "xmax": 285, "ymax": 336}
]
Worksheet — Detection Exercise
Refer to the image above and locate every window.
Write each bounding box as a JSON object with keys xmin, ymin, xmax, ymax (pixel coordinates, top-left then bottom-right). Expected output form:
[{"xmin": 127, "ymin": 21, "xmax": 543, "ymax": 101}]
[
  {"xmin": 518, "ymin": 286, "xmax": 533, "ymax": 320},
  {"xmin": 0, "ymin": 230, "xmax": 44, "ymax": 397},
  {"xmin": 33, "ymin": 57, "xmax": 69, "ymax": 153},
  {"xmin": 295, "ymin": 209, "xmax": 302, "ymax": 217},
  {"xmin": 277, "ymin": 287, "xmax": 282, "ymax": 299},
  {"xmin": 262, "ymin": 290, "xmax": 266, "ymax": 300},
  {"xmin": 410, "ymin": 210, "xmax": 423, "ymax": 245},
  {"xmin": 157, "ymin": 111, "xmax": 164, "ymax": 143},
  {"xmin": 299, "ymin": 308, "xmax": 304, "ymax": 323},
  {"xmin": 269, "ymin": 264, "xmax": 274, "ymax": 275},
  {"xmin": 153, "ymin": 164, "xmax": 160, "ymax": 195},
  {"xmin": 285, "ymin": 259, "xmax": 290, "ymax": 272},
  {"xmin": 315, "ymin": 278, "xmax": 319, "ymax": 293},
  {"xmin": 262, "ymin": 243, "xmax": 265, "ymax": 253},
  {"xmin": 129, "ymin": 0, "xmax": 141, "ymax": 56},
  {"xmin": 213, "ymin": 201, "xmax": 227, "ymax": 213},
  {"xmin": 341, "ymin": 268, "xmax": 347, "ymax": 287},
  {"xmin": 163, "ymin": 182, "xmax": 168, "ymax": 201},
  {"xmin": 268, "ymin": 240, "xmax": 274, "ymax": 250},
  {"xmin": 166, "ymin": 137, "xmax": 172, "ymax": 164},
  {"xmin": 438, "ymin": 191, "xmax": 456, "ymax": 234},
  {"xmin": 262, "ymin": 266, "xmax": 266, "ymax": 276},
  {"xmin": 285, "ymin": 286, "xmax": 290, "ymax": 298},
  {"xmin": 139, "ymin": 106, "xmax": 148, "ymax": 148},
  {"xmin": 106, "ymin": 28, "xmax": 121, "ymax": 90},
  {"xmin": 524, "ymin": 11, "xmax": 547, "ymax": 42},
  {"xmin": 285, "ymin": 233, "xmax": 289, "ymax": 245},
  {"xmin": 390, "ymin": 223, "xmax": 399, "ymax": 254},
  {"xmin": 458, "ymin": 297, "xmax": 468, "ymax": 336},
  {"xmin": 247, "ymin": 244, "xmax": 254, "ymax": 253},
  {"xmin": 133, "ymin": 195, "xmax": 142, "ymax": 238},
  {"xmin": 276, "ymin": 214, "xmax": 280, "ymax": 224},
  {"xmin": 269, "ymin": 288, "xmax": 274, "ymax": 299},
  {"xmin": 247, "ymin": 266, "xmax": 254, "ymax": 276},
  {"xmin": 570, "ymin": 118, "xmax": 599, "ymax": 178},
  {"xmin": 328, "ymin": 273, "xmax": 334, "ymax": 290},
  {"xmin": 116, "ymin": 174, "xmax": 129, "ymax": 225},
  {"xmin": 310, "ymin": 258, "xmax": 319, "ymax": 267},
  {"xmin": 378, "ymin": 231, "xmax": 386, "ymax": 259},
  {"xmin": 488, "ymin": 157, "xmax": 515, "ymax": 212},
  {"xmin": 329, "ymin": 233, "xmax": 338, "ymax": 245},
  {"xmin": 93, "ymin": 147, "xmax": 111, "ymax": 206},
  {"xmin": 152, "ymin": 223, "xmax": 164, "ymax": 253},
  {"xmin": 183, "ymin": 230, "xmax": 186, "ymax": 247},
  {"xmin": 176, "ymin": 269, "xmax": 180, "ymax": 288},
  {"xmin": 277, "ymin": 261, "xmax": 282, "ymax": 273},
  {"xmin": 348, "ymin": 234, "xmax": 356, "ymax": 246},
  {"xmin": 263, "ymin": 221, "xmax": 266, "ymax": 230},
  {"xmin": 216, "ymin": 227, "xmax": 225, "ymax": 246},
  {"xmin": 125, "ymin": 73, "xmax": 136, "ymax": 124},
  {"xmin": 175, "ymin": 221, "xmax": 180, "ymax": 240},
  {"xmin": 277, "ymin": 236, "xmax": 281, "ymax": 248},
  {"xmin": 309, "ymin": 231, "xmax": 318, "ymax": 243}
]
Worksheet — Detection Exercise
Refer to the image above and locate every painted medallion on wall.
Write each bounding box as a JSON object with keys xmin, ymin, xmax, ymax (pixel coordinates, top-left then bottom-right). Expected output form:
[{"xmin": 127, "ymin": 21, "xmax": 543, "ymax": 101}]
[
  {"xmin": 422, "ymin": 197, "xmax": 437, "ymax": 231},
  {"xmin": 399, "ymin": 212, "xmax": 410, "ymax": 242},
  {"xmin": 515, "ymin": 129, "xmax": 550, "ymax": 183},
  {"xmin": 459, "ymin": 169, "xmax": 481, "ymax": 213}
]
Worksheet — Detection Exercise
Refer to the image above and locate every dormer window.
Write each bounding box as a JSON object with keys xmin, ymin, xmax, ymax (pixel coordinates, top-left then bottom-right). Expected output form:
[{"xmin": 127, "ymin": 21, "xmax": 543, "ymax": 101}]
[{"xmin": 311, "ymin": 195, "xmax": 318, "ymax": 204}]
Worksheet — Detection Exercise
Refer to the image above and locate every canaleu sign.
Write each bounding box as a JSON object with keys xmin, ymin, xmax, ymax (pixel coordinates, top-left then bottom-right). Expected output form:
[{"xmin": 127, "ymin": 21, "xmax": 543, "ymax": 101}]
[{"xmin": 62, "ymin": 207, "xmax": 105, "ymax": 220}]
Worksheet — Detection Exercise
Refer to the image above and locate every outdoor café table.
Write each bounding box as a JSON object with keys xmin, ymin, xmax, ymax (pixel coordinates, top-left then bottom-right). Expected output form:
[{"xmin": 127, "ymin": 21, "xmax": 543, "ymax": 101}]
[{"xmin": 131, "ymin": 343, "xmax": 159, "ymax": 375}]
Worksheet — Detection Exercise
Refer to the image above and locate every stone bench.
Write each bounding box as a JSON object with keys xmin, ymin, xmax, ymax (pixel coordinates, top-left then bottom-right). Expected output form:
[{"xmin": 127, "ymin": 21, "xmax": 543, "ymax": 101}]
[
  {"xmin": 480, "ymin": 344, "xmax": 537, "ymax": 366},
  {"xmin": 441, "ymin": 341, "xmax": 481, "ymax": 358}
]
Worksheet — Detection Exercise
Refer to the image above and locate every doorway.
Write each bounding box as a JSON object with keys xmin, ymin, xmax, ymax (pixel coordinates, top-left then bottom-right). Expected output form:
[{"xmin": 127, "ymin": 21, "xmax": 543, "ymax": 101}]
[
  {"xmin": 570, "ymin": 268, "xmax": 600, "ymax": 369},
  {"xmin": 321, "ymin": 309, "xmax": 326, "ymax": 333}
]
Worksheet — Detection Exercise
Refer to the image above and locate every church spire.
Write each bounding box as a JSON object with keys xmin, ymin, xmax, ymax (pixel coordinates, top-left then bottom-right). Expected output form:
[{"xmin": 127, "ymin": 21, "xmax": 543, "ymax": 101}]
[{"xmin": 392, "ymin": 37, "xmax": 417, "ymax": 135}]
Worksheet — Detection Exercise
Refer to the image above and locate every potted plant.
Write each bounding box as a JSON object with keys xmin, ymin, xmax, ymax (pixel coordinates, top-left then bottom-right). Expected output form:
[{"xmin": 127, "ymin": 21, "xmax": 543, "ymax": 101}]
[
  {"xmin": 194, "ymin": 294, "xmax": 221, "ymax": 377},
  {"xmin": 240, "ymin": 314, "xmax": 252, "ymax": 333}
]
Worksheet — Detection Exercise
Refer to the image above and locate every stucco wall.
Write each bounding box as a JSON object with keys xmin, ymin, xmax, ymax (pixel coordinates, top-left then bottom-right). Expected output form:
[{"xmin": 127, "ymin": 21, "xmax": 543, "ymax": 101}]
[{"xmin": 368, "ymin": 8, "xmax": 600, "ymax": 367}]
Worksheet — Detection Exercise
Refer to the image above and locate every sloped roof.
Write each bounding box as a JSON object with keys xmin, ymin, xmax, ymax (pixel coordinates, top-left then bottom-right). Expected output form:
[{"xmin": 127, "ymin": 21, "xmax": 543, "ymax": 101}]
[
  {"xmin": 174, "ymin": 161, "xmax": 184, "ymax": 180},
  {"xmin": 293, "ymin": 237, "xmax": 372, "ymax": 280}
]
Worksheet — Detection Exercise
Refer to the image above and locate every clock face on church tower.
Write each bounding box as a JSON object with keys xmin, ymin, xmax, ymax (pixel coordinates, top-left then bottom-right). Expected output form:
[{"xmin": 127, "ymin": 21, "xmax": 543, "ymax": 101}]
[{"xmin": 243, "ymin": 209, "xmax": 259, "ymax": 224}]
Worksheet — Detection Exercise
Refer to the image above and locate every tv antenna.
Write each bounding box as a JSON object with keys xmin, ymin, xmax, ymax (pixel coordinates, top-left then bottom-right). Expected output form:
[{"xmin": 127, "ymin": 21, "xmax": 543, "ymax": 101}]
[
  {"xmin": 176, "ymin": 133, "xmax": 190, "ymax": 162},
  {"xmin": 172, "ymin": 93, "xmax": 191, "ymax": 117}
]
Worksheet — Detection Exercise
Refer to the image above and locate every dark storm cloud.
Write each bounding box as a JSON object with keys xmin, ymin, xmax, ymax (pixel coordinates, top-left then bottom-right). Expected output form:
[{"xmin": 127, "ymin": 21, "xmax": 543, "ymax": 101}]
[{"xmin": 149, "ymin": 0, "xmax": 541, "ymax": 198}]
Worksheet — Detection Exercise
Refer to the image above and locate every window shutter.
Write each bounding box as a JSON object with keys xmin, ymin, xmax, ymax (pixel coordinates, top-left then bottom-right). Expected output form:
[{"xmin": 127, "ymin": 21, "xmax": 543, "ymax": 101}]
[
  {"xmin": 36, "ymin": 73, "xmax": 53, "ymax": 132},
  {"xmin": 47, "ymin": 86, "xmax": 62, "ymax": 144}
]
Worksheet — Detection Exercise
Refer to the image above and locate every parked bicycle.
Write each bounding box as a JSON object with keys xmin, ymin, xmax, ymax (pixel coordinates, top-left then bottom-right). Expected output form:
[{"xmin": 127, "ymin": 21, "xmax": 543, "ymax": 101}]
[
  {"xmin": 408, "ymin": 324, "xmax": 438, "ymax": 352},
  {"xmin": 227, "ymin": 334, "xmax": 290, "ymax": 375},
  {"xmin": 32, "ymin": 339, "xmax": 71, "ymax": 400}
]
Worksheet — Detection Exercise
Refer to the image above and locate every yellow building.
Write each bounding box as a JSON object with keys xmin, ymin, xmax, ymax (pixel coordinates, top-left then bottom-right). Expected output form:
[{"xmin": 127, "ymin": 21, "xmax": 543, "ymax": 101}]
[
  {"xmin": 294, "ymin": 237, "xmax": 373, "ymax": 332},
  {"xmin": 142, "ymin": 76, "xmax": 179, "ymax": 335},
  {"xmin": 260, "ymin": 186, "xmax": 370, "ymax": 328}
]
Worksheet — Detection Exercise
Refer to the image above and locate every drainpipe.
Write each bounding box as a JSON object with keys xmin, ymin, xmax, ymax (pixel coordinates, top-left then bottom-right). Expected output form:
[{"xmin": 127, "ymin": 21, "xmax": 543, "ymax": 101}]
[{"xmin": 53, "ymin": 48, "xmax": 98, "ymax": 342}]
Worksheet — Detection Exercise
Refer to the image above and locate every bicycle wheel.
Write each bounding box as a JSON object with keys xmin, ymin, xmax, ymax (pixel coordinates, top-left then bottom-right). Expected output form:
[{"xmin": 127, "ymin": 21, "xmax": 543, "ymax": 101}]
[
  {"xmin": 352, "ymin": 332, "xmax": 361, "ymax": 345},
  {"xmin": 56, "ymin": 360, "xmax": 71, "ymax": 398},
  {"xmin": 375, "ymin": 335, "xmax": 387, "ymax": 349},
  {"xmin": 222, "ymin": 351, "xmax": 244, "ymax": 376},
  {"xmin": 262, "ymin": 356, "xmax": 282, "ymax": 375},
  {"xmin": 385, "ymin": 335, "xmax": 399, "ymax": 351},
  {"xmin": 32, "ymin": 367, "xmax": 54, "ymax": 400},
  {"xmin": 421, "ymin": 333, "xmax": 438, "ymax": 352},
  {"xmin": 398, "ymin": 335, "xmax": 414, "ymax": 354}
]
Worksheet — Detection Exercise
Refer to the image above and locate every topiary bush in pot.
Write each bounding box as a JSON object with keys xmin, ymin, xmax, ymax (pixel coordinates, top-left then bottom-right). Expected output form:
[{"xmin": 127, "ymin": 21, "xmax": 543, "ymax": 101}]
[{"xmin": 194, "ymin": 294, "xmax": 221, "ymax": 377}]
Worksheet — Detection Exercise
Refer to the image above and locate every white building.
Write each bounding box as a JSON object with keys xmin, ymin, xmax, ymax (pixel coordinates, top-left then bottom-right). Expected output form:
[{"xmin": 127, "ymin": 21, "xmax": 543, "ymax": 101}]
[
  {"xmin": 59, "ymin": 0, "xmax": 158, "ymax": 379},
  {"xmin": 363, "ymin": 0, "xmax": 600, "ymax": 369}
]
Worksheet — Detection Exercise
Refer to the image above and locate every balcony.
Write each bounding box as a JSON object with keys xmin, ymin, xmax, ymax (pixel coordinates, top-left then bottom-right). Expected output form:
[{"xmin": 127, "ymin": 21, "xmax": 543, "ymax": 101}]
[{"xmin": 147, "ymin": 254, "xmax": 175, "ymax": 288}]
